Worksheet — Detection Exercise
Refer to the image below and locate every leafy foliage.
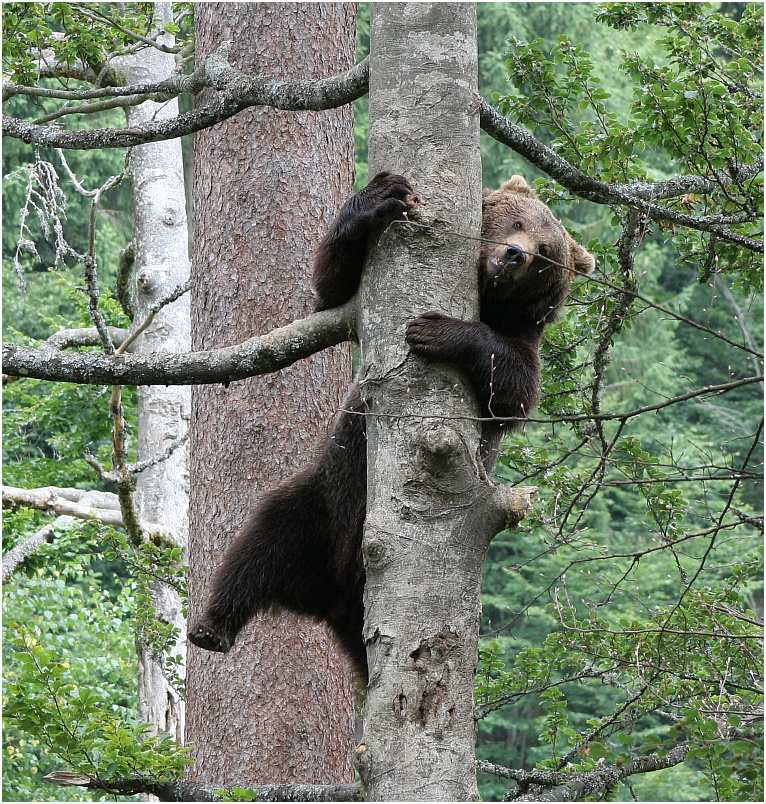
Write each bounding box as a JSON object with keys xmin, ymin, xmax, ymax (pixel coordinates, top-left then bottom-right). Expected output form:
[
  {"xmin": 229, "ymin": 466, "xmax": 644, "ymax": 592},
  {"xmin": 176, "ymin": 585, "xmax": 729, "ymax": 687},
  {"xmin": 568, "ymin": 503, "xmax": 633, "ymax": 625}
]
[
  {"xmin": 475, "ymin": 4, "xmax": 762, "ymax": 801},
  {"xmin": 496, "ymin": 3, "xmax": 763, "ymax": 287},
  {"xmin": 2, "ymin": 2, "xmax": 193, "ymax": 86},
  {"xmin": 5, "ymin": 623, "xmax": 191, "ymax": 790},
  {"xmin": 2, "ymin": 514, "xmax": 190, "ymax": 799},
  {"xmin": 2, "ymin": 528, "xmax": 191, "ymax": 801}
]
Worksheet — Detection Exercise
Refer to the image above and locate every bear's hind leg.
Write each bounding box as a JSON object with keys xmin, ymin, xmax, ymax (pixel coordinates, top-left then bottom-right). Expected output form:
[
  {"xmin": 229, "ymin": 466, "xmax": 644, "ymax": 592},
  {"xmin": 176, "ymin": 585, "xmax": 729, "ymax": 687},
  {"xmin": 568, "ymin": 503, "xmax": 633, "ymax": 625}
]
[
  {"xmin": 328, "ymin": 594, "xmax": 367, "ymax": 683},
  {"xmin": 187, "ymin": 618, "xmax": 232, "ymax": 653},
  {"xmin": 188, "ymin": 471, "xmax": 333, "ymax": 654}
]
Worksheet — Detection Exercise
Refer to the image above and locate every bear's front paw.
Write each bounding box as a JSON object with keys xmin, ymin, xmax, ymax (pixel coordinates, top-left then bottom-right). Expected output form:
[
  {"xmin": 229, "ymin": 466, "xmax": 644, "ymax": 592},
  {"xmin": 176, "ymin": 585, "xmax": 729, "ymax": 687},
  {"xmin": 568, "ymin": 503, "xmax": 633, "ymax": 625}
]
[
  {"xmin": 188, "ymin": 617, "xmax": 233, "ymax": 653},
  {"xmin": 351, "ymin": 173, "xmax": 419, "ymax": 235},
  {"xmin": 406, "ymin": 311, "xmax": 462, "ymax": 361}
]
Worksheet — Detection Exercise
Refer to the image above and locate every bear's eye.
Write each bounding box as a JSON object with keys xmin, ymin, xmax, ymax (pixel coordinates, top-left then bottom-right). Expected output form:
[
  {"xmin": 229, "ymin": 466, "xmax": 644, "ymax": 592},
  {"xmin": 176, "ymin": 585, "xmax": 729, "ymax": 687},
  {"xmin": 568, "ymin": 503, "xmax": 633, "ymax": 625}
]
[{"xmin": 513, "ymin": 221, "xmax": 523, "ymax": 231}]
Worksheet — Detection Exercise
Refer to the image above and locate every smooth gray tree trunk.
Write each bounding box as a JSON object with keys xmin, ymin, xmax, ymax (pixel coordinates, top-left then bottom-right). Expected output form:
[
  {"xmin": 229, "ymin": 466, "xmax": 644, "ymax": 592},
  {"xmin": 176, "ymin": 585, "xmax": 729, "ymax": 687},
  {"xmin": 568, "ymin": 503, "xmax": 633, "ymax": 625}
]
[
  {"xmin": 116, "ymin": 3, "xmax": 191, "ymax": 743},
  {"xmin": 356, "ymin": 4, "xmax": 509, "ymax": 799}
]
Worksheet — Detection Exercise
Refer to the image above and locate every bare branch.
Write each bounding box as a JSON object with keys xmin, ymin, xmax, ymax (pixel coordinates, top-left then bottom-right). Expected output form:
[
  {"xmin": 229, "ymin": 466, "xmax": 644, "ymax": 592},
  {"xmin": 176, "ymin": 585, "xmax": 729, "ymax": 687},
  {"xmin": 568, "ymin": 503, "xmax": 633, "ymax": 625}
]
[
  {"xmin": 524, "ymin": 374, "xmax": 763, "ymax": 424},
  {"xmin": 5, "ymin": 67, "xmax": 759, "ymax": 253},
  {"xmin": 56, "ymin": 149, "xmax": 102, "ymax": 198},
  {"xmin": 116, "ymin": 279, "xmax": 191, "ymax": 355},
  {"xmin": 80, "ymin": 169, "xmax": 126, "ymax": 353},
  {"xmin": 85, "ymin": 430, "xmax": 189, "ymax": 483},
  {"xmin": 618, "ymin": 159, "xmax": 763, "ymax": 201},
  {"xmin": 44, "ymin": 772, "xmax": 362, "ymax": 802},
  {"xmin": 478, "ymin": 742, "xmax": 691, "ymax": 801},
  {"xmin": 478, "ymin": 760, "xmax": 579, "ymax": 787},
  {"xmin": 339, "ymin": 374, "xmax": 763, "ymax": 427},
  {"xmin": 34, "ymin": 92, "xmax": 170, "ymax": 125},
  {"xmin": 2, "ymin": 69, "xmax": 190, "ymax": 102},
  {"xmin": 479, "ymin": 99, "xmax": 763, "ymax": 252},
  {"xmin": 44, "ymin": 326, "xmax": 129, "ymax": 350},
  {"xmin": 110, "ymin": 382, "xmax": 142, "ymax": 544},
  {"xmin": 590, "ymin": 210, "xmax": 641, "ymax": 450},
  {"xmin": 11, "ymin": 156, "xmax": 82, "ymax": 283},
  {"xmin": 2, "ymin": 300, "xmax": 356, "ymax": 386},
  {"xmin": 35, "ymin": 62, "xmax": 98, "ymax": 83},
  {"xmin": 3, "ymin": 56, "xmax": 370, "ymax": 150},
  {"xmin": 3, "ymin": 485, "xmax": 121, "ymax": 523},
  {"xmin": 1, "ymin": 485, "xmax": 166, "ymax": 539},
  {"xmin": 713, "ymin": 275, "xmax": 764, "ymax": 385},
  {"xmin": 3, "ymin": 522, "xmax": 59, "ymax": 582},
  {"xmin": 128, "ymin": 430, "xmax": 189, "ymax": 477},
  {"xmin": 83, "ymin": 453, "xmax": 110, "ymax": 481},
  {"xmin": 84, "ymin": 253, "xmax": 116, "ymax": 353}
]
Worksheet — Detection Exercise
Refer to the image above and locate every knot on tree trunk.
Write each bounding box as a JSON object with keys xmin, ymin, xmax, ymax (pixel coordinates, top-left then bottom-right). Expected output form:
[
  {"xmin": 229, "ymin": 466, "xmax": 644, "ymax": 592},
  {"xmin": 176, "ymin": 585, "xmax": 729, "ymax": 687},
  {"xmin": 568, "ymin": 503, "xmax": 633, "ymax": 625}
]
[
  {"xmin": 362, "ymin": 528, "xmax": 395, "ymax": 569},
  {"xmin": 414, "ymin": 422, "xmax": 465, "ymax": 475}
]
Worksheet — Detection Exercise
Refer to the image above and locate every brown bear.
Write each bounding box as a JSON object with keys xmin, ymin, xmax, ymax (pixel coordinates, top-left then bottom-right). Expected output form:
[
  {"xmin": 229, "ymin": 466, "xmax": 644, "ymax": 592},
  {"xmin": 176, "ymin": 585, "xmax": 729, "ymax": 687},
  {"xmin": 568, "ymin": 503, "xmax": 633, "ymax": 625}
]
[{"xmin": 187, "ymin": 172, "xmax": 594, "ymax": 679}]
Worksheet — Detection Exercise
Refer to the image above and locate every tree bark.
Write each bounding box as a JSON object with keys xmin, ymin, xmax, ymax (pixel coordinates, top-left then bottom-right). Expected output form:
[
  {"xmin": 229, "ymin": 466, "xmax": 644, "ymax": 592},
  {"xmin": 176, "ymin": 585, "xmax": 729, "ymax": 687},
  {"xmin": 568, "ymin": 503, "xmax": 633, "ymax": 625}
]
[
  {"xmin": 113, "ymin": 3, "xmax": 192, "ymax": 745},
  {"xmin": 186, "ymin": 3, "xmax": 356, "ymax": 786},
  {"xmin": 356, "ymin": 3, "xmax": 494, "ymax": 800}
]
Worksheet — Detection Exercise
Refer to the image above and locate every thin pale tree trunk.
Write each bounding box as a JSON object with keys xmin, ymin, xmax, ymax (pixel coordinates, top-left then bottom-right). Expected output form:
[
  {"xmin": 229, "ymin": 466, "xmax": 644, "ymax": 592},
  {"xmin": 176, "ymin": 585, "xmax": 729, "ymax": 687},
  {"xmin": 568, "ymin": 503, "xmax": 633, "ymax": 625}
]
[
  {"xmin": 356, "ymin": 4, "xmax": 497, "ymax": 799},
  {"xmin": 186, "ymin": 3, "xmax": 356, "ymax": 785},
  {"xmin": 116, "ymin": 2, "xmax": 191, "ymax": 743}
]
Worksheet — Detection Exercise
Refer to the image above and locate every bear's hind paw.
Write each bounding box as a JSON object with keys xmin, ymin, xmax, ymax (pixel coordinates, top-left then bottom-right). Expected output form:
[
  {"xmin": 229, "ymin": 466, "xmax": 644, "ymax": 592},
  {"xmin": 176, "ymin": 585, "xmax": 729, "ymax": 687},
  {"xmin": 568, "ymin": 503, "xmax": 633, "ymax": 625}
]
[{"xmin": 187, "ymin": 619, "xmax": 233, "ymax": 653}]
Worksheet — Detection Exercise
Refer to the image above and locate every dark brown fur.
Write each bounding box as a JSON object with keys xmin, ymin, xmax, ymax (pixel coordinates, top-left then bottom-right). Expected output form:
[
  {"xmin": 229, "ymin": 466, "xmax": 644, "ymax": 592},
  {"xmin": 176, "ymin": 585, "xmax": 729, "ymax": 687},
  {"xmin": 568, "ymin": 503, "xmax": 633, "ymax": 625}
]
[{"xmin": 188, "ymin": 173, "xmax": 593, "ymax": 679}]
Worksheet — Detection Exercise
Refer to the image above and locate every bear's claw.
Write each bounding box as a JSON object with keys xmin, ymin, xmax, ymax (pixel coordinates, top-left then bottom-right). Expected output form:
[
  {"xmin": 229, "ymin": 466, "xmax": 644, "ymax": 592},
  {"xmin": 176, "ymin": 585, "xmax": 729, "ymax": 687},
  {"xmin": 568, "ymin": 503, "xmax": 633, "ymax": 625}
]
[{"xmin": 187, "ymin": 619, "xmax": 233, "ymax": 653}]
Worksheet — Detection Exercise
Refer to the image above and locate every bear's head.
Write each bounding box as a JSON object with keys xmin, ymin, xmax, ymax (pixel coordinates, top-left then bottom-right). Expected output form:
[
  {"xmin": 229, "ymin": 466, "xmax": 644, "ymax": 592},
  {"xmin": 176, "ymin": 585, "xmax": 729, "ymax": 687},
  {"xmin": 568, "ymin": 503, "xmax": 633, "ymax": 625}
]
[{"xmin": 480, "ymin": 175, "xmax": 595, "ymax": 327}]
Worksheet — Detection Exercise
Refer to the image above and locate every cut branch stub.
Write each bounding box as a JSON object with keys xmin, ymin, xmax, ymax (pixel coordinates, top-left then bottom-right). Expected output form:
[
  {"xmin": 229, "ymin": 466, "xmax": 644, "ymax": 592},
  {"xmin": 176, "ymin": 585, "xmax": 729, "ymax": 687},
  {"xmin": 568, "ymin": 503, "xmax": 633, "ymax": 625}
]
[{"xmin": 491, "ymin": 485, "xmax": 538, "ymax": 532}]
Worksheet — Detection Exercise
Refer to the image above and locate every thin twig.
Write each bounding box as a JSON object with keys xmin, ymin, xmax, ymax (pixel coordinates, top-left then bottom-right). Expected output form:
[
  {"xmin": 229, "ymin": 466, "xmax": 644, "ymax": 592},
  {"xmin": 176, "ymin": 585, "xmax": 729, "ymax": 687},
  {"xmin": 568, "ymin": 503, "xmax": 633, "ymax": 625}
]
[{"xmin": 116, "ymin": 280, "xmax": 191, "ymax": 355}]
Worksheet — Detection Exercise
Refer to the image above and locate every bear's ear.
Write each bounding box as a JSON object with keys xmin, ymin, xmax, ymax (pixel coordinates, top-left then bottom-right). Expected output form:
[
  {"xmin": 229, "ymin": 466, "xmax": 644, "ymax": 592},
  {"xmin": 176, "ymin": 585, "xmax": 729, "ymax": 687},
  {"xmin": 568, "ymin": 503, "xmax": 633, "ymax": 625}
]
[
  {"xmin": 482, "ymin": 187, "xmax": 493, "ymax": 199},
  {"xmin": 569, "ymin": 238, "xmax": 595, "ymax": 275},
  {"xmin": 500, "ymin": 175, "xmax": 535, "ymax": 197}
]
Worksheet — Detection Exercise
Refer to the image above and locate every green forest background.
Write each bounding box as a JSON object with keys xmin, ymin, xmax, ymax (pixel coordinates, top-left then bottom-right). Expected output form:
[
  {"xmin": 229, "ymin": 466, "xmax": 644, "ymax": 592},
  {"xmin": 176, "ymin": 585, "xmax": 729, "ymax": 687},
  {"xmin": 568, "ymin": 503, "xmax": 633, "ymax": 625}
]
[{"xmin": 3, "ymin": 3, "xmax": 763, "ymax": 801}]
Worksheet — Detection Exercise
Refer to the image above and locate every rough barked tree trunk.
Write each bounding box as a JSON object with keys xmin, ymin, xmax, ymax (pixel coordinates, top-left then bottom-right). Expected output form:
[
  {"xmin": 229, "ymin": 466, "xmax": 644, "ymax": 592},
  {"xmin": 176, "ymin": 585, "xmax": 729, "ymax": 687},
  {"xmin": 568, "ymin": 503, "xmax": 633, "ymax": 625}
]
[
  {"xmin": 186, "ymin": 2, "xmax": 356, "ymax": 785},
  {"xmin": 116, "ymin": 2, "xmax": 191, "ymax": 743},
  {"xmin": 356, "ymin": 4, "xmax": 508, "ymax": 799}
]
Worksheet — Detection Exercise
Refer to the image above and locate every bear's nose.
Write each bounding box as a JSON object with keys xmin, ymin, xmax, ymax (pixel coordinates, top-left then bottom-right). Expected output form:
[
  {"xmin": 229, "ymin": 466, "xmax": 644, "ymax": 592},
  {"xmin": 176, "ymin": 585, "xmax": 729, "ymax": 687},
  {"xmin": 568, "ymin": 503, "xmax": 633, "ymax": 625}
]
[{"xmin": 504, "ymin": 245, "xmax": 526, "ymax": 267}]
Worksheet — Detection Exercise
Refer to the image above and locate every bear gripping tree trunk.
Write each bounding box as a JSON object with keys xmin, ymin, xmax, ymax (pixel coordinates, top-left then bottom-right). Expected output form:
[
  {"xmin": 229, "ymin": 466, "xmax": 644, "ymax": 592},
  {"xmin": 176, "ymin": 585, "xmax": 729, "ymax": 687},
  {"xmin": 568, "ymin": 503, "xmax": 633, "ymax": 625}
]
[{"xmin": 356, "ymin": 3, "xmax": 527, "ymax": 800}]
